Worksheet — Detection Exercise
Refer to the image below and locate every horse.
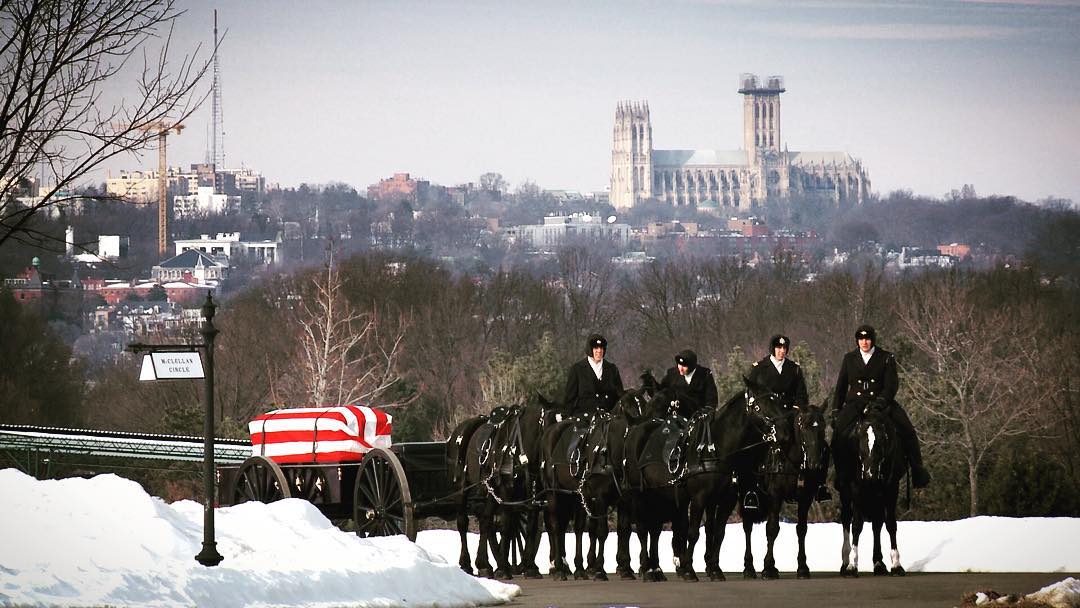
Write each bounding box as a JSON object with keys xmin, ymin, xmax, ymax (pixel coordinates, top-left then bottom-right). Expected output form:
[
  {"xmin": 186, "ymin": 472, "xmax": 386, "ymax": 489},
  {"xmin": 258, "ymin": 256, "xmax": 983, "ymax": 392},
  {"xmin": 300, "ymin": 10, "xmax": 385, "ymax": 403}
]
[
  {"xmin": 834, "ymin": 397, "xmax": 907, "ymax": 577},
  {"xmin": 576, "ymin": 383, "xmax": 656, "ymax": 580},
  {"xmin": 678, "ymin": 377, "xmax": 791, "ymax": 582},
  {"xmin": 447, "ymin": 396, "xmax": 556, "ymax": 579},
  {"xmin": 620, "ymin": 386, "xmax": 696, "ymax": 582},
  {"xmin": 540, "ymin": 412, "xmax": 593, "ymax": 580},
  {"xmin": 737, "ymin": 401, "xmax": 829, "ymax": 579}
]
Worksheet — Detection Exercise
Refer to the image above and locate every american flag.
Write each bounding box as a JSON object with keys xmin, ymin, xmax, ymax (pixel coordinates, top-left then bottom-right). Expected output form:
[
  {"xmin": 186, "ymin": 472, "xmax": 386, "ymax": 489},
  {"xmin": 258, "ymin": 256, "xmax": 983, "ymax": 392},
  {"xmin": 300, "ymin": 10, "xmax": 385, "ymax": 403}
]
[{"xmin": 248, "ymin": 405, "xmax": 392, "ymax": 463}]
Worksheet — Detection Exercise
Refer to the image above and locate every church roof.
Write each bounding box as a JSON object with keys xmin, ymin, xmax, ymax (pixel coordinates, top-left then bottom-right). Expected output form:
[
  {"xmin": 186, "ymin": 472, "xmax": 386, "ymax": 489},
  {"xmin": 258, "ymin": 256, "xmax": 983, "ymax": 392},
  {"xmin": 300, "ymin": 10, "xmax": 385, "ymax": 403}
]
[
  {"xmin": 158, "ymin": 249, "xmax": 225, "ymax": 269},
  {"xmin": 787, "ymin": 151, "xmax": 856, "ymax": 165},
  {"xmin": 652, "ymin": 149, "xmax": 750, "ymax": 168}
]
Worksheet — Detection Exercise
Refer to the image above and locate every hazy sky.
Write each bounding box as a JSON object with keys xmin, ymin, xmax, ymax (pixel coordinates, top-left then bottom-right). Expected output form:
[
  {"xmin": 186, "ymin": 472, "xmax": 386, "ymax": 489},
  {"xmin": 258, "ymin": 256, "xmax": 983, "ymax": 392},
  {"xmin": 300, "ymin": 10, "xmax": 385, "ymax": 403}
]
[{"xmin": 118, "ymin": 0, "xmax": 1080, "ymax": 202}]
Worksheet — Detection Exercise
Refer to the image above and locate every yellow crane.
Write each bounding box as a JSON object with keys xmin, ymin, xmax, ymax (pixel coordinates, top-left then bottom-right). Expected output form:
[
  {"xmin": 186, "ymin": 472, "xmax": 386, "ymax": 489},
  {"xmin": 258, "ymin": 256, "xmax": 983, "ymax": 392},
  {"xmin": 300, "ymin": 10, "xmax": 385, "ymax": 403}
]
[{"xmin": 135, "ymin": 121, "xmax": 185, "ymax": 258}]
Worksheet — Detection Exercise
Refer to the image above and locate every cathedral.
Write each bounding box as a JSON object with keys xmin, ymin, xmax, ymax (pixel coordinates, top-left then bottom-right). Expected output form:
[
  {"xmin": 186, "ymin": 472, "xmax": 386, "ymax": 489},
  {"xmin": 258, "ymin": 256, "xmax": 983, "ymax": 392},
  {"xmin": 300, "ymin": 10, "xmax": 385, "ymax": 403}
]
[{"xmin": 610, "ymin": 74, "xmax": 871, "ymax": 211}]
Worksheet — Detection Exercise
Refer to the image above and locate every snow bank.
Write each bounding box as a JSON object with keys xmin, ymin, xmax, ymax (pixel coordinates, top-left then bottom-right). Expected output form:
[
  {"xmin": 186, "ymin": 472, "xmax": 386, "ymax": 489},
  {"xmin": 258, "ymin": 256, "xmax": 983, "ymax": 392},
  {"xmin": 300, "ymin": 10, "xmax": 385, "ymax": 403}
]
[{"xmin": 0, "ymin": 469, "xmax": 517, "ymax": 608}]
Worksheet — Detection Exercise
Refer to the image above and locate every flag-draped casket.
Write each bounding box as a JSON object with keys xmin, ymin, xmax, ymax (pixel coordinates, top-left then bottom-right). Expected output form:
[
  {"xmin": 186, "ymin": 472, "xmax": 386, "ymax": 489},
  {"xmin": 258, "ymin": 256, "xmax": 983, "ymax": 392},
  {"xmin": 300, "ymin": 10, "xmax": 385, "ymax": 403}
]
[{"xmin": 248, "ymin": 405, "xmax": 392, "ymax": 463}]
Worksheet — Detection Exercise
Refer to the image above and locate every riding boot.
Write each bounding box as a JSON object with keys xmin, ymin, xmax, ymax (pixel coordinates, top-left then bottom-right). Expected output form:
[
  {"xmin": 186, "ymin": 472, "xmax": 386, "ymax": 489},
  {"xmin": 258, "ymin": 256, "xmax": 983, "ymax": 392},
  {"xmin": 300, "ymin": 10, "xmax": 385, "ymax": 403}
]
[{"xmin": 891, "ymin": 404, "xmax": 931, "ymax": 488}]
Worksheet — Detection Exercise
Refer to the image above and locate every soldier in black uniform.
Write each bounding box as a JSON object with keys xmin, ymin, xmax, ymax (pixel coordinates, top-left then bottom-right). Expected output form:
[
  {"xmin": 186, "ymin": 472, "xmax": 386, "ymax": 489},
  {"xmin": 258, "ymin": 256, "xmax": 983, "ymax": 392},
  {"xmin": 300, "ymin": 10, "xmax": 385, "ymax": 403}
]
[
  {"xmin": 563, "ymin": 334, "xmax": 624, "ymax": 416},
  {"xmin": 747, "ymin": 334, "xmax": 809, "ymax": 410},
  {"xmin": 747, "ymin": 335, "xmax": 831, "ymax": 503},
  {"xmin": 832, "ymin": 325, "xmax": 931, "ymax": 488},
  {"xmin": 658, "ymin": 349, "xmax": 718, "ymax": 418}
]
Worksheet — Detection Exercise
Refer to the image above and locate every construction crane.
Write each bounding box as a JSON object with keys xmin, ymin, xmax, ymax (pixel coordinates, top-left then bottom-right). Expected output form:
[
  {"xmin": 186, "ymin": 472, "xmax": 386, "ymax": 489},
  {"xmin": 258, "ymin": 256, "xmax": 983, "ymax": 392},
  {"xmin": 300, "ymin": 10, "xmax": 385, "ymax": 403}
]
[{"xmin": 137, "ymin": 121, "xmax": 185, "ymax": 258}]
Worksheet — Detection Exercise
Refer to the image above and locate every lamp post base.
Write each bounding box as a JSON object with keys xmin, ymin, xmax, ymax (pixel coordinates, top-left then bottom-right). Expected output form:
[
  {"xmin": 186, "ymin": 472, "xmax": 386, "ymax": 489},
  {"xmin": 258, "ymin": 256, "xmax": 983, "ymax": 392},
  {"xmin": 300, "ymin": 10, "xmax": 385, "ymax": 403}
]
[{"xmin": 195, "ymin": 543, "xmax": 224, "ymax": 567}]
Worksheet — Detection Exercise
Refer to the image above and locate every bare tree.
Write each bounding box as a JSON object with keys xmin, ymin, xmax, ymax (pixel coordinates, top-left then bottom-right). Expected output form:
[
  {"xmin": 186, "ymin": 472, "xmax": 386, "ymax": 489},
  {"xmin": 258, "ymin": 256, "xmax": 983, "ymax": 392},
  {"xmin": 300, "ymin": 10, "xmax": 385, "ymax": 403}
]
[
  {"xmin": 1, "ymin": 0, "xmax": 210, "ymax": 250},
  {"xmin": 291, "ymin": 252, "xmax": 409, "ymax": 409},
  {"xmin": 897, "ymin": 274, "xmax": 1053, "ymax": 516}
]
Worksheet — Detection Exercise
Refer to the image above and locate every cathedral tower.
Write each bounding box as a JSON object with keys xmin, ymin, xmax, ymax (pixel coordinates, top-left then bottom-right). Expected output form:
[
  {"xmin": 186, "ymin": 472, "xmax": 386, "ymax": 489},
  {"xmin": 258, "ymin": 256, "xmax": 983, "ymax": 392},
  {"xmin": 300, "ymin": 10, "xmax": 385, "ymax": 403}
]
[
  {"xmin": 610, "ymin": 101, "xmax": 653, "ymax": 209},
  {"xmin": 739, "ymin": 74, "xmax": 784, "ymax": 162}
]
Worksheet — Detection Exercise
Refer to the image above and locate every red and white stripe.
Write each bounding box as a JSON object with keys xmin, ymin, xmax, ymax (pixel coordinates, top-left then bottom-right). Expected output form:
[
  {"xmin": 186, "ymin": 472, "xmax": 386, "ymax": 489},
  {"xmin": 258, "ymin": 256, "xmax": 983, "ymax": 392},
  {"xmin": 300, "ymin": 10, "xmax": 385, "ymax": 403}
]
[{"xmin": 248, "ymin": 405, "xmax": 392, "ymax": 464}]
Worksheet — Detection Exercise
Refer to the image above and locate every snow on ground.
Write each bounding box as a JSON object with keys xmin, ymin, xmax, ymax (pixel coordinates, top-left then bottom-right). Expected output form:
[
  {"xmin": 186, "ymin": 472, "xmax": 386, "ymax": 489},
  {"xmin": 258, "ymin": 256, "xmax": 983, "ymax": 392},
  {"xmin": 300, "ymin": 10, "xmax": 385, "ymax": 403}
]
[
  {"xmin": 2, "ymin": 467, "xmax": 1078, "ymax": 608},
  {"xmin": 0, "ymin": 469, "xmax": 517, "ymax": 608},
  {"xmin": 417, "ymin": 515, "xmax": 1080, "ymax": 575}
]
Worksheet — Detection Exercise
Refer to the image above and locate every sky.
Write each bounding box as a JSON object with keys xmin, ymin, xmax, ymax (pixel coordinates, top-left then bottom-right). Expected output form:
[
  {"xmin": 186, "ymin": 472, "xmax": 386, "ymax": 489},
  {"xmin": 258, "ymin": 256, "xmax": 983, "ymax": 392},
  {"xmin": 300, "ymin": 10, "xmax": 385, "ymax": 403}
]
[
  {"xmin": 1, "ymin": 468, "xmax": 1078, "ymax": 607},
  {"xmin": 112, "ymin": 0, "xmax": 1080, "ymax": 203}
]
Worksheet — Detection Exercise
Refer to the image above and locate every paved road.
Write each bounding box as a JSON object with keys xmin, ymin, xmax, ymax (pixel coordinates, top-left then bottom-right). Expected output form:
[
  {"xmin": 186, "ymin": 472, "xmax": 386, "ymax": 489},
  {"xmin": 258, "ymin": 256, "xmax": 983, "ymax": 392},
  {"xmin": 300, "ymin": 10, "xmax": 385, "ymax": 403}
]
[{"xmin": 503, "ymin": 571, "xmax": 1076, "ymax": 607}]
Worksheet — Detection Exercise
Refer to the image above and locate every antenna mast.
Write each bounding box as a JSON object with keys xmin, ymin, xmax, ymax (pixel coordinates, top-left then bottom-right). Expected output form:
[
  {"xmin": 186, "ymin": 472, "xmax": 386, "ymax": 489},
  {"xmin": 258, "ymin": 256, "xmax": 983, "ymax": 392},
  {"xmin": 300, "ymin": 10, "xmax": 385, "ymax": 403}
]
[{"xmin": 211, "ymin": 9, "xmax": 224, "ymax": 186}]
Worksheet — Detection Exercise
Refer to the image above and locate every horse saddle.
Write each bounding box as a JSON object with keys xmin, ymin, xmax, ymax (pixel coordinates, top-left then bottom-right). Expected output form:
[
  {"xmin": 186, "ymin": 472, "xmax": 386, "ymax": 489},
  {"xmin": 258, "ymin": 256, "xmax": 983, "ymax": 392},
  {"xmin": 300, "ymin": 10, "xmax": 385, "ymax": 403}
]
[{"xmin": 637, "ymin": 417, "xmax": 687, "ymax": 478}]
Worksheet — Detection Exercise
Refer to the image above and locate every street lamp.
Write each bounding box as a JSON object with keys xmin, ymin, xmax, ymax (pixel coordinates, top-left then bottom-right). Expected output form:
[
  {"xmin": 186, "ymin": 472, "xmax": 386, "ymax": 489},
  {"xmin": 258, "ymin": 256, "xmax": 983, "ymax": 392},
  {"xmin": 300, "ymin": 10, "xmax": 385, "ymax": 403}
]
[{"xmin": 128, "ymin": 292, "xmax": 224, "ymax": 567}]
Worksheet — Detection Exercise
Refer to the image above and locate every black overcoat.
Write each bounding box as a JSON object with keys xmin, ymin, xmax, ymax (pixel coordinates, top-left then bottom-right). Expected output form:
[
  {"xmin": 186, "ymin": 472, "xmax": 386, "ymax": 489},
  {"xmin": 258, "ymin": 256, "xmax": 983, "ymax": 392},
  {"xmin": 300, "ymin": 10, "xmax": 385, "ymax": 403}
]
[
  {"xmin": 563, "ymin": 358, "xmax": 624, "ymax": 415},
  {"xmin": 832, "ymin": 347, "xmax": 899, "ymax": 411},
  {"xmin": 658, "ymin": 365, "xmax": 719, "ymax": 417},
  {"xmin": 747, "ymin": 356, "xmax": 809, "ymax": 409}
]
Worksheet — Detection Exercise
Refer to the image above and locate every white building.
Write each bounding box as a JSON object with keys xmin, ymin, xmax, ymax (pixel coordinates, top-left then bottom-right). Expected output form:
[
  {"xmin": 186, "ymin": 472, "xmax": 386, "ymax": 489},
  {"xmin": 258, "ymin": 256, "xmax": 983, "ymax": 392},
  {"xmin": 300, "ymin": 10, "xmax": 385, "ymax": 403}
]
[
  {"xmin": 173, "ymin": 186, "xmax": 239, "ymax": 218},
  {"xmin": 504, "ymin": 213, "xmax": 630, "ymax": 248},
  {"xmin": 173, "ymin": 232, "xmax": 278, "ymax": 265}
]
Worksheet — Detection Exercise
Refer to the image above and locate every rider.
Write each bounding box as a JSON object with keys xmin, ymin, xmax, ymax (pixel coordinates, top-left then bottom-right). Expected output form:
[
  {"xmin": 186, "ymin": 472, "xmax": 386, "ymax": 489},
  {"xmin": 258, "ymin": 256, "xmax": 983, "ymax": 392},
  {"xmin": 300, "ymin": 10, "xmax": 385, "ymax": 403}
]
[
  {"xmin": 832, "ymin": 325, "xmax": 931, "ymax": 488},
  {"xmin": 563, "ymin": 333, "xmax": 624, "ymax": 417},
  {"xmin": 747, "ymin": 335, "xmax": 831, "ymax": 502},
  {"xmin": 658, "ymin": 349, "xmax": 719, "ymax": 418}
]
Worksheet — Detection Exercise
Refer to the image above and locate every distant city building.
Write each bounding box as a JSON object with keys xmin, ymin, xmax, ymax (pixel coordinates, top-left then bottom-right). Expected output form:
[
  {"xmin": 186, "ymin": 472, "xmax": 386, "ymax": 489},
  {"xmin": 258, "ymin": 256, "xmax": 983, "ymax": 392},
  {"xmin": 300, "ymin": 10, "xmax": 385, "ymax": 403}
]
[
  {"xmin": 937, "ymin": 243, "xmax": 971, "ymax": 258},
  {"xmin": 503, "ymin": 213, "xmax": 630, "ymax": 248},
  {"xmin": 727, "ymin": 216, "xmax": 769, "ymax": 237},
  {"xmin": 173, "ymin": 232, "xmax": 278, "ymax": 264},
  {"xmin": 898, "ymin": 246, "xmax": 956, "ymax": 269},
  {"xmin": 368, "ymin": 173, "xmax": 429, "ymax": 201},
  {"xmin": 151, "ymin": 249, "xmax": 228, "ymax": 285},
  {"xmin": 611, "ymin": 74, "xmax": 871, "ymax": 211},
  {"xmin": 107, "ymin": 164, "xmax": 265, "ymax": 203},
  {"xmin": 173, "ymin": 186, "xmax": 239, "ymax": 218}
]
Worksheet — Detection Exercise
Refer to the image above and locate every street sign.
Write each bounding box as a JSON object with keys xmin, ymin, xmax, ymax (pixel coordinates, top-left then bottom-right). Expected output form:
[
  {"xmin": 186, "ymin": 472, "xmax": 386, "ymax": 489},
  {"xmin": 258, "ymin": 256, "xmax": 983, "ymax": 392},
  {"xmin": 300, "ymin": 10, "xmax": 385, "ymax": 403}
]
[{"xmin": 139, "ymin": 352, "xmax": 205, "ymax": 380}]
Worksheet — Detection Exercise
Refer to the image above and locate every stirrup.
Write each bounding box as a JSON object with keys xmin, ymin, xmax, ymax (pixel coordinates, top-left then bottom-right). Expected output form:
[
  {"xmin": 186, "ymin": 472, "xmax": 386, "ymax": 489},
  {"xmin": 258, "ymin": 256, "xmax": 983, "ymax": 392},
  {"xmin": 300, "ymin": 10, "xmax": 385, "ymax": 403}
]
[{"xmin": 743, "ymin": 490, "xmax": 760, "ymax": 510}]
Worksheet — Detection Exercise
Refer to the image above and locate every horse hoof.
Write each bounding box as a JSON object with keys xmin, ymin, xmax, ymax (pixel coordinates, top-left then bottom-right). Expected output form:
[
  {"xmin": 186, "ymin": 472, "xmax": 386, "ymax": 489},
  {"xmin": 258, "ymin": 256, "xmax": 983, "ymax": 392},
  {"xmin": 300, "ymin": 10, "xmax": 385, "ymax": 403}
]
[
  {"xmin": 477, "ymin": 567, "xmax": 494, "ymax": 579},
  {"xmin": 873, "ymin": 563, "xmax": 888, "ymax": 576},
  {"xmin": 679, "ymin": 569, "xmax": 699, "ymax": 582},
  {"xmin": 523, "ymin": 568, "xmax": 543, "ymax": 579},
  {"xmin": 593, "ymin": 570, "xmax": 609, "ymax": 581},
  {"xmin": 762, "ymin": 568, "xmax": 780, "ymax": 580},
  {"xmin": 743, "ymin": 570, "xmax": 758, "ymax": 580},
  {"xmin": 708, "ymin": 570, "xmax": 726, "ymax": 582},
  {"xmin": 796, "ymin": 569, "xmax": 811, "ymax": 580},
  {"xmin": 494, "ymin": 568, "xmax": 513, "ymax": 580},
  {"xmin": 574, "ymin": 569, "xmax": 589, "ymax": 581},
  {"xmin": 459, "ymin": 565, "xmax": 474, "ymax": 576},
  {"xmin": 551, "ymin": 570, "xmax": 567, "ymax": 582},
  {"xmin": 891, "ymin": 566, "xmax": 906, "ymax": 577},
  {"xmin": 618, "ymin": 569, "xmax": 636, "ymax": 581},
  {"xmin": 654, "ymin": 570, "xmax": 668, "ymax": 582}
]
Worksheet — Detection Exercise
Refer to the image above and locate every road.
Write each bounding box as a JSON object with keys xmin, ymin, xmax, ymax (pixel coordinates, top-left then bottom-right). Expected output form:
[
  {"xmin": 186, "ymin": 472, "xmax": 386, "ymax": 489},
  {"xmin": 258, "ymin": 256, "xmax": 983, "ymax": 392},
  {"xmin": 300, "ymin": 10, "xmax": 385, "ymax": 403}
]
[{"xmin": 504, "ymin": 571, "xmax": 1076, "ymax": 607}]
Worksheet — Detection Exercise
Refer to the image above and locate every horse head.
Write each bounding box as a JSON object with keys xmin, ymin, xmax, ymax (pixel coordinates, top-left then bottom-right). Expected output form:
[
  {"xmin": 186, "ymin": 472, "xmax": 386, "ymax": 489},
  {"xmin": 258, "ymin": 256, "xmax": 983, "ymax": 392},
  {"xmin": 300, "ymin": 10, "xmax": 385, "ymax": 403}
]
[
  {"xmin": 613, "ymin": 385, "xmax": 652, "ymax": 425},
  {"xmin": 742, "ymin": 375, "xmax": 793, "ymax": 448},
  {"xmin": 793, "ymin": 401, "xmax": 828, "ymax": 473},
  {"xmin": 854, "ymin": 397, "xmax": 898, "ymax": 482}
]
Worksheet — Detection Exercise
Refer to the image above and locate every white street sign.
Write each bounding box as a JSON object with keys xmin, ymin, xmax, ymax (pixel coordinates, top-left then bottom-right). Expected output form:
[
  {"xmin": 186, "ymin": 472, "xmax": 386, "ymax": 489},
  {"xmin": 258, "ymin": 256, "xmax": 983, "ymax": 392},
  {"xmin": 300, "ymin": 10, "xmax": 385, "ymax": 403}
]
[{"xmin": 139, "ymin": 352, "xmax": 205, "ymax": 381}]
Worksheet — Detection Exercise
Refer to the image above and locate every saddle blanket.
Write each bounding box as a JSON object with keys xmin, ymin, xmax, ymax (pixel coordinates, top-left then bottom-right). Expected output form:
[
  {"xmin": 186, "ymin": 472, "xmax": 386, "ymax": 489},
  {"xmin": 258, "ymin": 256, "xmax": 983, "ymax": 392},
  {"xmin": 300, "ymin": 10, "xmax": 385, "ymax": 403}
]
[{"xmin": 248, "ymin": 405, "xmax": 392, "ymax": 463}]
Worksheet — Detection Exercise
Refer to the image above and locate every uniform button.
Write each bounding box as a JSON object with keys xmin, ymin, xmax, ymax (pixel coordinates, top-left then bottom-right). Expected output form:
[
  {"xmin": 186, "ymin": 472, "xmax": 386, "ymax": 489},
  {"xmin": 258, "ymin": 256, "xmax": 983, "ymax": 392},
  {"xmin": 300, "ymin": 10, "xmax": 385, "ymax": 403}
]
[
  {"xmin": 869, "ymin": 391, "xmax": 875, "ymax": 396},
  {"xmin": 871, "ymin": 379, "xmax": 876, "ymax": 383},
  {"xmin": 856, "ymin": 392, "xmax": 862, "ymax": 396}
]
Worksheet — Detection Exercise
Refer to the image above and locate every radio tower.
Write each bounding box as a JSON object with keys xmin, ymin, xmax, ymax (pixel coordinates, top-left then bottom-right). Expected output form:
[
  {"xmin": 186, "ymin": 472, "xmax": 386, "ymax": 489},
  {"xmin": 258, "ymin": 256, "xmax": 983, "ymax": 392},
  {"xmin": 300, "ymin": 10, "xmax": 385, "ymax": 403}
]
[{"xmin": 211, "ymin": 9, "xmax": 224, "ymax": 190}]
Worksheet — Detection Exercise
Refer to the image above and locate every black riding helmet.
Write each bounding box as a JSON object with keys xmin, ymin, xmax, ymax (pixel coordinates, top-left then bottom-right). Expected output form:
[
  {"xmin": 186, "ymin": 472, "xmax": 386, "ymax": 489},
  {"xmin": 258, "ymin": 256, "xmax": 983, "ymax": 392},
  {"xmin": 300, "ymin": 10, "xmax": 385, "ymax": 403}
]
[
  {"xmin": 855, "ymin": 325, "xmax": 876, "ymax": 345},
  {"xmin": 587, "ymin": 334, "xmax": 607, "ymax": 354},
  {"xmin": 675, "ymin": 349, "xmax": 698, "ymax": 370},
  {"xmin": 770, "ymin": 334, "xmax": 790, "ymax": 350}
]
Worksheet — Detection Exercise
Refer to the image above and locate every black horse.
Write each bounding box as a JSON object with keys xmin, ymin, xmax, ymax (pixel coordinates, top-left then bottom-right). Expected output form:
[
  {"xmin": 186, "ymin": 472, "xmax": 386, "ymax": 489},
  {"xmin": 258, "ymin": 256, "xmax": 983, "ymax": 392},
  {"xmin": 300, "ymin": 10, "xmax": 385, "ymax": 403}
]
[
  {"xmin": 834, "ymin": 398, "xmax": 907, "ymax": 577},
  {"xmin": 737, "ymin": 401, "xmax": 829, "ymax": 579},
  {"xmin": 540, "ymin": 412, "xmax": 593, "ymax": 580},
  {"xmin": 447, "ymin": 397, "xmax": 555, "ymax": 579},
  {"xmin": 621, "ymin": 387, "xmax": 696, "ymax": 582},
  {"xmin": 577, "ymin": 383, "xmax": 656, "ymax": 580},
  {"xmin": 678, "ymin": 377, "xmax": 791, "ymax": 582}
]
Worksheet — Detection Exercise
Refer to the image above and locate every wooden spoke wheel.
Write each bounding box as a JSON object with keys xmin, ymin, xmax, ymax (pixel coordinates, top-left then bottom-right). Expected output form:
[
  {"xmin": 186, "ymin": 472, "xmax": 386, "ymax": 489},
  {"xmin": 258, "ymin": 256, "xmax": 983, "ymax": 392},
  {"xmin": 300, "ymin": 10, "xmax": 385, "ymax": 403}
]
[
  {"xmin": 289, "ymin": 467, "xmax": 329, "ymax": 505},
  {"xmin": 353, "ymin": 447, "xmax": 415, "ymax": 541},
  {"xmin": 495, "ymin": 509, "xmax": 530, "ymax": 573},
  {"xmin": 231, "ymin": 456, "xmax": 292, "ymax": 504}
]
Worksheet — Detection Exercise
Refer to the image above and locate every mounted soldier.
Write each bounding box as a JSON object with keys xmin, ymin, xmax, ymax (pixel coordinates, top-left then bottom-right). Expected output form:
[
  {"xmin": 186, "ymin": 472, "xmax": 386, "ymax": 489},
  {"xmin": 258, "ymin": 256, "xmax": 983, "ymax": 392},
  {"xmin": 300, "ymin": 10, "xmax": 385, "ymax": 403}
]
[
  {"xmin": 657, "ymin": 349, "xmax": 718, "ymax": 418},
  {"xmin": 832, "ymin": 325, "xmax": 931, "ymax": 488},
  {"xmin": 747, "ymin": 334, "xmax": 831, "ymax": 502},
  {"xmin": 563, "ymin": 334, "xmax": 624, "ymax": 417}
]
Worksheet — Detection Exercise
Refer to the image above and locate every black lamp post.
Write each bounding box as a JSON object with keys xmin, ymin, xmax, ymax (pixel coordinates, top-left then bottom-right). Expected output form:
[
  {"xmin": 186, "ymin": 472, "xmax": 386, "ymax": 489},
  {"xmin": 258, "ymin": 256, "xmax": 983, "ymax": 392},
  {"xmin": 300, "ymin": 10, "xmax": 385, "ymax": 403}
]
[
  {"xmin": 128, "ymin": 291, "xmax": 224, "ymax": 567},
  {"xmin": 194, "ymin": 293, "xmax": 223, "ymax": 567}
]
